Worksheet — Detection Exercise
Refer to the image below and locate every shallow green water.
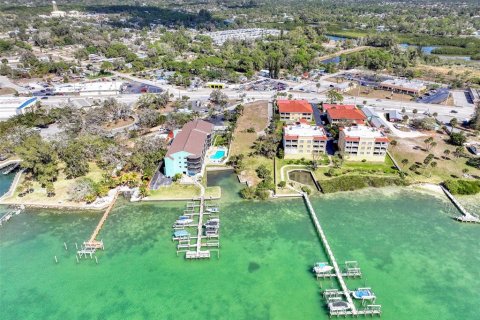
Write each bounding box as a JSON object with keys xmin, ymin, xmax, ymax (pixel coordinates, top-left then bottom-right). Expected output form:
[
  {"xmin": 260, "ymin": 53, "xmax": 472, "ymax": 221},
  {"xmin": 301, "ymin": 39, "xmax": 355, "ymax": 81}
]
[
  {"xmin": 0, "ymin": 172, "xmax": 14, "ymax": 197},
  {"xmin": 0, "ymin": 172, "xmax": 479, "ymax": 319}
]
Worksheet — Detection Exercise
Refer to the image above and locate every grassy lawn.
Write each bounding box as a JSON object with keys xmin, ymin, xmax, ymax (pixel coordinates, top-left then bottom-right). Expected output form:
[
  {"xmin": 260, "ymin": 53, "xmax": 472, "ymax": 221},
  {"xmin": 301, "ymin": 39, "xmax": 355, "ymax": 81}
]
[
  {"xmin": 3, "ymin": 163, "xmax": 105, "ymax": 206},
  {"xmin": 389, "ymin": 135, "xmax": 480, "ymax": 183},
  {"xmin": 229, "ymin": 101, "xmax": 273, "ymax": 186},
  {"xmin": 205, "ymin": 186, "xmax": 221, "ymax": 199},
  {"xmin": 230, "ymin": 101, "xmax": 269, "ymax": 156},
  {"xmin": 346, "ymin": 88, "xmax": 415, "ymax": 102},
  {"xmin": 146, "ymin": 183, "xmax": 201, "ymax": 200}
]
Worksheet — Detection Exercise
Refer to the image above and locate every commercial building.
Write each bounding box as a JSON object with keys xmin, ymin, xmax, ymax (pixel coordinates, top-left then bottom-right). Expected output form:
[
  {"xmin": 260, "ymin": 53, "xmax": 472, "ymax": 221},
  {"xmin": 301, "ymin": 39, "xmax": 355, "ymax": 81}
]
[
  {"xmin": 0, "ymin": 97, "xmax": 38, "ymax": 120},
  {"xmin": 164, "ymin": 120, "xmax": 214, "ymax": 178},
  {"xmin": 277, "ymin": 100, "xmax": 313, "ymax": 122},
  {"xmin": 53, "ymin": 81, "xmax": 124, "ymax": 96},
  {"xmin": 338, "ymin": 126, "xmax": 389, "ymax": 162},
  {"xmin": 379, "ymin": 79, "xmax": 426, "ymax": 95},
  {"xmin": 326, "ymin": 106, "xmax": 366, "ymax": 125},
  {"xmin": 283, "ymin": 120, "xmax": 327, "ymax": 159}
]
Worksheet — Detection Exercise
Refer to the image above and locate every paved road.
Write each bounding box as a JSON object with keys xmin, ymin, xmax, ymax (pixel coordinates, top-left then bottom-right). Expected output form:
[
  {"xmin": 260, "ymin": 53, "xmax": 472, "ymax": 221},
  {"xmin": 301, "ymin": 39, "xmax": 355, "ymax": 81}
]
[
  {"xmin": 29, "ymin": 70, "xmax": 476, "ymax": 122},
  {"xmin": 0, "ymin": 76, "xmax": 29, "ymax": 94}
]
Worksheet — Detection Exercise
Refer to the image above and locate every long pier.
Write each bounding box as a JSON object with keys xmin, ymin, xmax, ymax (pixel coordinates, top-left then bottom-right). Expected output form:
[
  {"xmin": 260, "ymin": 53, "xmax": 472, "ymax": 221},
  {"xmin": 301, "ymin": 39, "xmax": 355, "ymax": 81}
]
[
  {"xmin": 441, "ymin": 186, "xmax": 479, "ymax": 223},
  {"xmin": 88, "ymin": 191, "xmax": 119, "ymax": 243},
  {"xmin": 302, "ymin": 193, "xmax": 358, "ymax": 316}
]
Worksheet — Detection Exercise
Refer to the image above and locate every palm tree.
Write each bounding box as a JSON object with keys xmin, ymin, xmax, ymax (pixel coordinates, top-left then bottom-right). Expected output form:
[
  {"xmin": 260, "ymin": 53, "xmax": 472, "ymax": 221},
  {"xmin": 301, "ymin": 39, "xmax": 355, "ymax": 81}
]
[
  {"xmin": 424, "ymin": 137, "xmax": 433, "ymax": 150},
  {"xmin": 401, "ymin": 158, "xmax": 409, "ymax": 168},
  {"xmin": 430, "ymin": 141, "xmax": 437, "ymax": 151}
]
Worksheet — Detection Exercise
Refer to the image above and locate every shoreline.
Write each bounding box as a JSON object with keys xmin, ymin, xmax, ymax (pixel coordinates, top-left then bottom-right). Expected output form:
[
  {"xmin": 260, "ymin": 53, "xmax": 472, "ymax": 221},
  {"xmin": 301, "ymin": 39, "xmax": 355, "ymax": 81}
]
[{"xmin": 1, "ymin": 182, "xmax": 477, "ymax": 216}]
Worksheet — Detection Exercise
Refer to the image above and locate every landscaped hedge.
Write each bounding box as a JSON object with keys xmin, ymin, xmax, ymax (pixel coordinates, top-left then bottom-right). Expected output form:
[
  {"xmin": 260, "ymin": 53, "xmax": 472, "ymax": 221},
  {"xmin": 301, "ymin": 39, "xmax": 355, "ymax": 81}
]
[
  {"xmin": 444, "ymin": 180, "xmax": 480, "ymax": 195},
  {"xmin": 317, "ymin": 175, "xmax": 407, "ymax": 193}
]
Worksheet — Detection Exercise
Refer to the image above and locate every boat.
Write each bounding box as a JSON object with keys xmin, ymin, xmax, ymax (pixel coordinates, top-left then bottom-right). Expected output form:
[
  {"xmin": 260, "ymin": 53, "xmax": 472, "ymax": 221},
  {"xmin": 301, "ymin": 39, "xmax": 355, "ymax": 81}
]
[
  {"xmin": 204, "ymin": 218, "xmax": 220, "ymax": 228},
  {"xmin": 351, "ymin": 288, "xmax": 375, "ymax": 300},
  {"xmin": 178, "ymin": 215, "xmax": 190, "ymax": 220},
  {"xmin": 328, "ymin": 300, "xmax": 352, "ymax": 312},
  {"xmin": 173, "ymin": 230, "xmax": 190, "ymax": 238},
  {"xmin": 313, "ymin": 262, "xmax": 334, "ymax": 274},
  {"xmin": 174, "ymin": 218, "xmax": 193, "ymax": 225},
  {"xmin": 205, "ymin": 207, "xmax": 219, "ymax": 213}
]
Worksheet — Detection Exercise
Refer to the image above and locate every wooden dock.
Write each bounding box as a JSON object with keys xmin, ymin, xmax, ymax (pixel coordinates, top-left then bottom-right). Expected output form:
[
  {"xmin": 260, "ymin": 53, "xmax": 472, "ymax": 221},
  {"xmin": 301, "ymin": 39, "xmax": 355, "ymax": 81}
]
[
  {"xmin": 302, "ymin": 193, "xmax": 358, "ymax": 316},
  {"xmin": 77, "ymin": 190, "xmax": 118, "ymax": 258},
  {"xmin": 441, "ymin": 186, "xmax": 479, "ymax": 223},
  {"xmin": 88, "ymin": 191, "xmax": 119, "ymax": 243},
  {"xmin": 174, "ymin": 182, "xmax": 220, "ymax": 260}
]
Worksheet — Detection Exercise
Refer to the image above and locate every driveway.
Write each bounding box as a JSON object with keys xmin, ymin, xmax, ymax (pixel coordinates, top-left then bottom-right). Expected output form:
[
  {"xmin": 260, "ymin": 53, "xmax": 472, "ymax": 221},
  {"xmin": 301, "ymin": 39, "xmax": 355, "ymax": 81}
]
[{"xmin": 376, "ymin": 112, "xmax": 425, "ymax": 138}]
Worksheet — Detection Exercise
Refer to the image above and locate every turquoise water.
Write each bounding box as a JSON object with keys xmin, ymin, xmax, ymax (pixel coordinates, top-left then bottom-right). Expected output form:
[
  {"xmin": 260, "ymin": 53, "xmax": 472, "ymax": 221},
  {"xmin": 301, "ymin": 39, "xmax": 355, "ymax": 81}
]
[
  {"xmin": 1, "ymin": 172, "xmax": 479, "ymax": 319},
  {"xmin": 0, "ymin": 172, "xmax": 14, "ymax": 197},
  {"xmin": 210, "ymin": 150, "xmax": 226, "ymax": 160}
]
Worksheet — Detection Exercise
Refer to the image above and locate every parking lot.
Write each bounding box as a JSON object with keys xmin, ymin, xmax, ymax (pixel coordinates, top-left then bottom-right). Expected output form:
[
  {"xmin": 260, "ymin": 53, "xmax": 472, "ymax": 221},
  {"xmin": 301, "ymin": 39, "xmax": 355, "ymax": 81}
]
[
  {"xmin": 123, "ymin": 81, "xmax": 162, "ymax": 94},
  {"xmin": 241, "ymin": 79, "xmax": 287, "ymax": 91},
  {"xmin": 416, "ymin": 88, "xmax": 449, "ymax": 104}
]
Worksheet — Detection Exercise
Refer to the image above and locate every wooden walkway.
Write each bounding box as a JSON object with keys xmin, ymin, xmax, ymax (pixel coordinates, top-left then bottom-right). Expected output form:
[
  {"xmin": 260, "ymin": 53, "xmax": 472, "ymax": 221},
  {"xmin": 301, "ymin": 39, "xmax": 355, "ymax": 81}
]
[
  {"xmin": 302, "ymin": 193, "xmax": 358, "ymax": 316},
  {"xmin": 441, "ymin": 186, "xmax": 479, "ymax": 223},
  {"xmin": 88, "ymin": 191, "xmax": 119, "ymax": 244},
  {"xmin": 184, "ymin": 182, "xmax": 213, "ymax": 259}
]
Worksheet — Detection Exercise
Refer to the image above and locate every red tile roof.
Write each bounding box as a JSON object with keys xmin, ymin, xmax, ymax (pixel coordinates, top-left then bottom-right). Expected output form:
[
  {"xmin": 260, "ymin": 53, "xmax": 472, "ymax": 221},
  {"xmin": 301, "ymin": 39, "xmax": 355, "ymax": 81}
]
[
  {"xmin": 345, "ymin": 137, "xmax": 361, "ymax": 142},
  {"xmin": 327, "ymin": 108, "xmax": 366, "ymax": 121},
  {"xmin": 166, "ymin": 120, "xmax": 214, "ymax": 159},
  {"xmin": 313, "ymin": 136, "xmax": 328, "ymax": 141},
  {"xmin": 323, "ymin": 104, "xmax": 356, "ymax": 111},
  {"xmin": 375, "ymin": 137, "xmax": 390, "ymax": 143},
  {"xmin": 277, "ymin": 100, "xmax": 313, "ymax": 114},
  {"xmin": 285, "ymin": 135, "xmax": 299, "ymax": 140}
]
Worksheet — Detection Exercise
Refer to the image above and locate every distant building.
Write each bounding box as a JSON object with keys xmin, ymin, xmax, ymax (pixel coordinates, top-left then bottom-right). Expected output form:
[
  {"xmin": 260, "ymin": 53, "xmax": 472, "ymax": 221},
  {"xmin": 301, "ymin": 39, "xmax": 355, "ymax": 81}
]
[
  {"xmin": 361, "ymin": 106, "xmax": 389, "ymax": 129},
  {"xmin": 387, "ymin": 110, "xmax": 403, "ymax": 122},
  {"xmin": 468, "ymin": 87, "xmax": 480, "ymax": 104},
  {"xmin": 277, "ymin": 100, "xmax": 313, "ymax": 122},
  {"xmin": 51, "ymin": 1, "xmax": 66, "ymax": 17},
  {"xmin": 205, "ymin": 28, "xmax": 281, "ymax": 45},
  {"xmin": 326, "ymin": 106, "xmax": 366, "ymax": 125},
  {"xmin": 379, "ymin": 79, "xmax": 426, "ymax": 95},
  {"xmin": 283, "ymin": 120, "xmax": 327, "ymax": 159},
  {"xmin": 0, "ymin": 97, "xmax": 38, "ymax": 120},
  {"xmin": 164, "ymin": 120, "xmax": 214, "ymax": 177},
  {"xmin": 338, "ymin": 126, "xmax": 389, "ymax": 162},
  {"xmin": 323, "ymin": 104, "xmax": 356, "ymax": 111},
  {"xmin": 53, "ymin": 81, "xmax": 124, "ymax": 96}
]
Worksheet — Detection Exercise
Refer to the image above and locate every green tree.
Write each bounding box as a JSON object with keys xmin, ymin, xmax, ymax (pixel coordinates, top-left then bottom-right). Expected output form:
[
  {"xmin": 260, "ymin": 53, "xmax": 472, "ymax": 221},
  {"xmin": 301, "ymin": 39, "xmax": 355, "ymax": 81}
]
[
  {"xmin": 449, "ymin": 132, "xmax": 466, "ymax": 146},
  {"xmin": 15, "ymin": 135, "xmax": 59, "ymax": 186},
  {"xmin": 326, "ymin": 89, "xmax": 344, "ymax": 104},
  {"xmin": 60, "ymin": 141, "xmax": 90, "ymax": 179}
]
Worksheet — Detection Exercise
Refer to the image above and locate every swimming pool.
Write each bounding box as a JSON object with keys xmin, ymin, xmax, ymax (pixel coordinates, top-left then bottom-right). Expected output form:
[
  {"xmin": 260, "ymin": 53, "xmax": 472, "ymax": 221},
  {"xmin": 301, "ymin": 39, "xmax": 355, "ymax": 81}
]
[{"xmin": 210, "ymin": 150, "xmax": 226, "ymax": 160}]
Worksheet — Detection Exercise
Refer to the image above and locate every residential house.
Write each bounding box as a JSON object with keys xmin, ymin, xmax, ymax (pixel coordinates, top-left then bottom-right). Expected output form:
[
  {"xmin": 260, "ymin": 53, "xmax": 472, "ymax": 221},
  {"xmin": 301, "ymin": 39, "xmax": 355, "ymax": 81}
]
[
  {"xmin": 338, "ymin": 126, "xmax": 389, "ymax": 162},
  {"xmin": 278, "ymin": 100, "xmax": 313, "ymax": 122},
  {"xmin": 164, "ymin": 120, "xmax": 214, "ymax": 177},
  {"xmin": 326, "ymin": 106, "xmax": 367, "ymax": 125},
  {"xmin": 283, "ymin": 119, "xmax": 328, "ymax": 159}
]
